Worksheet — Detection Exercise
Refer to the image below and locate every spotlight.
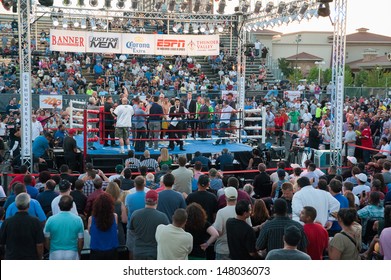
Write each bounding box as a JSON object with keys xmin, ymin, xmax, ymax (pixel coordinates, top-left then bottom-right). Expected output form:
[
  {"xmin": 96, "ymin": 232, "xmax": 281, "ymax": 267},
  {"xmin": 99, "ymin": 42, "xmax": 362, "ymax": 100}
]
[
  {"xmin": 73, "ymin": 20, "xmax": 79, "ymax": 27},
  {"xmin": 277, "ymin": 2, "xmax": 286, "ymax": 14},
  {"xmin": 38, "ymin": 0, "xmax": 54, "ymax": 7},
  {"xmin": 52, "ymin": 17, "xmax": 59, "ymax": 27},
  {"xmin": 205, "ymin": 1, "xmax": 213, "ymax": 13},
  {"xmin": 241, "ymin": 1, "xmax": 249, "ymax": 13},
  {"xmin": 131, "ymin": 0, "xmax": 138, "ymax": 9},
  {"xmin": 193, "ymin": 0, "xmax": 201, "ymax": 13},
  {"xmin": 200, "ymin": 24, "xmax": 206, "ymax": 33},
  {"xmin": 173, "ymin": 23, "xmax": 182, "ymax": 33},
  {"xmin": 180, "ymin": 1, "xmax": 188, "ymax": 12},
  {"xmin": 90, "ymin": 18, "xmax": 97, "ymax": 30},
  {"xmin": 117, "ymin": 0, "xmax": 125, "ymax": 9},
  {"xmin": 299, "ymin": 2, "xmax": 309, "ymax": 15},
  {"xmin": 254, "ymin": 1, "xmax": 262, "ymax": 14},
  {"xmin": 265, "ymin": 1, "xmax": 274, "ymax": 13},
  {"xmin": 168, "ymin": 0, "xmax": 176, "ymax": 12},
  {"xmin": 89, "ymin": 0, "xmax": 98, "ymax": 7},
  {"xmin": 217, "ymin": 24, "xmax": 224, "ymax": 32},
  {"xmin": 317, "ymin": 3, "xmax": 330, "ymax": 17},
  {"xmin": 192, "ymin": 23, "xmax": 199, "ymax": 34},
  {"xmin": 81, "ymin": 18, "xmax": 87, "ymax": 29},
  {"xmin": 77, "ymin": 0, "xmax": 85, "ymax": 7},
  {"xmin": 208, "ymin": 23, "xmax": 215, "ymax": 34},
  {"xmin": 217, "ymin": 0, "xmax": 226, "ymax": 14},
  {"xmin": 104, "ymin": 0, "xmax": 111, "ymax": 9},
  {"xmin": 62, "ymin": 19, "xmax": 68, "ymax": 28},
  {"xmin": 183, "ymin": 23, "xmax": 190, "ymax": 34},
  {"xmin": 62, "ymin": 0, "xmax": 71, "ymax": 6},
  {"xmin": 288, "ymin": 3, "xmax": 298, "ymax": 14}
]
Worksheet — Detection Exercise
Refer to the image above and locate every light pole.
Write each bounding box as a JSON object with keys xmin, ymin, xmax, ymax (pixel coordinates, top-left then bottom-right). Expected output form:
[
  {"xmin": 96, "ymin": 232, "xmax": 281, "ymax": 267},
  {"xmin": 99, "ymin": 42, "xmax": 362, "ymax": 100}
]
[
  {"xmin": 314, "ymin": 61, "xmax": 325, "ymax": 85},
  {"xmin": 294, "ymin": 34, "xmax": 302, "ymax": 86}
]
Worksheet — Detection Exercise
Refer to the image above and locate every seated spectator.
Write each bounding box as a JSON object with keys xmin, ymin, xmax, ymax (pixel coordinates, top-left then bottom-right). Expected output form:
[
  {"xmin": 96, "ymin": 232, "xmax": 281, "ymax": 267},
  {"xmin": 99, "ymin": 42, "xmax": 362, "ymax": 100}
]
[{"xmin": 140, "ymin": 150, "xmax": 159, "ymax": 172}]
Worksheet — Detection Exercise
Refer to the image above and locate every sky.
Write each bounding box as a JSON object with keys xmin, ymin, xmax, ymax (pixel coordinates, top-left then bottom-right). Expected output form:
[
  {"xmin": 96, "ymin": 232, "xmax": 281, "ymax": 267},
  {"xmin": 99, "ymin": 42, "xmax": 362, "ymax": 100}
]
[{"xmin": 1, "ymin": 0, "xmax": 390, "ymax": 37}]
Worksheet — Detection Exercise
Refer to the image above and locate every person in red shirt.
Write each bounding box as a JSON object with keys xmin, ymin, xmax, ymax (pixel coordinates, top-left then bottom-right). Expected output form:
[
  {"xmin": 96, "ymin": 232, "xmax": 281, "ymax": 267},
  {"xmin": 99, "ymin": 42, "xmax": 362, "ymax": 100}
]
[
  {"xmin": 360, "ymin": 122, "xmax": 373, "ymax": 164},
  {"xmin": 8, "ymin": 165, "xmax": 36, "ymax": 192},
  {"xmin": 274, "ymin": 112, "xmax": 285, "ymax": 145},
  {"xmin": 300, "ymin": 206, "xmax": 329, "ymax": 260}
]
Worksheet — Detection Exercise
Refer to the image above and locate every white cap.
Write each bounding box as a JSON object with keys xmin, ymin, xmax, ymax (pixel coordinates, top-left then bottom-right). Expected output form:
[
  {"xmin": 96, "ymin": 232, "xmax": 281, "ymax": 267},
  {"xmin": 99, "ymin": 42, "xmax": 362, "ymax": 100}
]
[
  {"xmin": 290, "ymin": 163, "xmax": 301, "ymax": 169},
  {"xmin": 224, "ymin": 187, "xmax": 238, "ymax": 200},
  {"xmin": 347, "ymin": 156, "xmax": 357, "ymax": 165},
  {"xmin": 356, "ymin": 173, "xmax": 368, "ymax": 183}
]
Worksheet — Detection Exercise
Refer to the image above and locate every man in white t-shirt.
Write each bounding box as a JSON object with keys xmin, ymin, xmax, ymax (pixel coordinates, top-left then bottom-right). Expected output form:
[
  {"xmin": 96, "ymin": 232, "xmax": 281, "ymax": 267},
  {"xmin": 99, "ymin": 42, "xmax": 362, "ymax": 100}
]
[
  {"xmin": 113, "ymin": 97, "xmax": 134, "ymax": 154},
  {"xmin": 32, "ymin": 115, "xmax": 43, "ymax": 141}
]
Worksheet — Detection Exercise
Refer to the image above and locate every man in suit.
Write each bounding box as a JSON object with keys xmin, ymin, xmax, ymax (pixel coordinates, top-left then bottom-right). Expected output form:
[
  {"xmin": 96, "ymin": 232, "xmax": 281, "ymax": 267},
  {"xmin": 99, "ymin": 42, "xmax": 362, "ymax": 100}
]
[
  {"xmin": 253, "ymin": 163, "xmax": 273, "ymax": 198},
  {"xmin": 198, "ymin": 97, "xmax": 209, "ymax": 139},
  {"xmin": 168, "ymin": 98, "xmax": 186, "ymax": 151},
  {"xmin": 185, "ymin": 92, "xmax": 197, "ymax": 138}
]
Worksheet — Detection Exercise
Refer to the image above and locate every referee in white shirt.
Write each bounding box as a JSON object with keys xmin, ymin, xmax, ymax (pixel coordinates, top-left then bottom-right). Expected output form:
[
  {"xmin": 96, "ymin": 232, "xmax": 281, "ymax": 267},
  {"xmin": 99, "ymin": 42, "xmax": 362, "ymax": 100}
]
[{"xmin": 112, "ymin": 97, "xmax": 134, "ymax": 154}]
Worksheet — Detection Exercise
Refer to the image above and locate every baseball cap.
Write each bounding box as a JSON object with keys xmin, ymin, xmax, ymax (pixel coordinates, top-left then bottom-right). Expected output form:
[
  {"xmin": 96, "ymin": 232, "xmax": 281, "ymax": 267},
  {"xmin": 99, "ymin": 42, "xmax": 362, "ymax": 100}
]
[
  {"xmin": 145, "ymin": 190, "xmax": 158, "ymax": 204},
  {"xmin": 347, "ymin": 156, "xmax": 357, "ymax": 165},
  {"xmin": 356, "ymin": 173, "xmax": 367, "ymax": 183},
  {"xmin": 198, "ymin": 174, "xmax": 210, "ymax": 188},
  {"xmin": 68, "ymin": 128, "xmax": 77, "ymax": 135},
  {"xmin": 59, "ymin": 179, "xmax": 71, "ymax": 192},
  {"xmin": 290, "ymin": 163, "xmax": 301, "ymax": 169},
  {"xmin": 224, "ymin": 187, "xmax": 238, "ymax": 200},
  {"xmin": 115, "ymin": 164, "xmax": 124, "ymax": 173}
]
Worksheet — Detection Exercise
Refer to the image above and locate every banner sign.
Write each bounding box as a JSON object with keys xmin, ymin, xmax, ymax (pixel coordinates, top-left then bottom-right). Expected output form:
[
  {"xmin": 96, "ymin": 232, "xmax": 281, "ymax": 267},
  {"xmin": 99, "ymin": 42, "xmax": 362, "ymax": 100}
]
[
  {"xmin": 50, "ymin": 29, "xmax": 86, "ymax": 52},
  {"xmin": 50, "ymin": 30, "xmax": 219, "ymax": 56},
  {"xmin": 284, "ymin": 91, "xmax": 301, "ymax": 101},
  {"xmin": 86, "ymin": 31, "xmax": 121, "ymax": 53},
  {"xmin": 39, "ymin": 95, "xmax": 63, "ymax": 109}
]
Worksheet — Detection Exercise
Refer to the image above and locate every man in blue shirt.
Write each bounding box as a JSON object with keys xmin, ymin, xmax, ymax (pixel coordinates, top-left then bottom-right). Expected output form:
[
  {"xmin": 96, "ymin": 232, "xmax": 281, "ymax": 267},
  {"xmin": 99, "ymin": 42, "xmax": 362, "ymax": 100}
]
[
  {"xmin": 32, "ymin": 132, "xmax": 52, "ymax": 164},
  {"xmin": 93, "ymin": 63, "xmax": 104, "ymax": 79},
  {"xmin": 54, "ymin": 124, "xmax": 66, "ymax": 147},
  {"xmin": 215, "ymin": 148, "xmax": 234, "ymax": 171},
  {"xmin": 190, "ymin": 151, "xmax": 211, "ymax": 170}
]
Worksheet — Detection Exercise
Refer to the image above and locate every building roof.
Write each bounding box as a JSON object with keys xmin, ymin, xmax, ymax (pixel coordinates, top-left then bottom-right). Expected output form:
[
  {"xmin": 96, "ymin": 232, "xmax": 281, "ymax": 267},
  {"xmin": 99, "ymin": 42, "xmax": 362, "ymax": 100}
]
[
  {"xmin": 252, "ymin": 29, "xmax": 282, "ymax": 35},
  {"xmin": 346, "ymin": 28, "xmax": 391, "ymax": 43},
  {"xmin": 347, "ymin": 55, "xmax": 391, "ymax": 70},
  {"xmin": 285, "ymin": 52, "xmax": 323, "ymax": 61}
]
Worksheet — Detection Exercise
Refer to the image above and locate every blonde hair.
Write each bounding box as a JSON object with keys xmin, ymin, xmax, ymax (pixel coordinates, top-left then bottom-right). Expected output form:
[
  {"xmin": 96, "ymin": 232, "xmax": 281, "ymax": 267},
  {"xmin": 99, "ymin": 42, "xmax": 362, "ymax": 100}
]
[
  {"xmin": 160, "ymin": 148, "xmax": 170, "ymax": 162},
  {"xmin": 106, "ymin": 182, "xmax": 121, "ymax": 201}
]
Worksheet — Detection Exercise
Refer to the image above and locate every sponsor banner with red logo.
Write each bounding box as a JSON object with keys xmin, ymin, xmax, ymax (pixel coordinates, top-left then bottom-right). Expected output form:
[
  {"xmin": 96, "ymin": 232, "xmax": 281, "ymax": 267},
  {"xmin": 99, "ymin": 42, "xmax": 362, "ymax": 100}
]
[
  {"xmin": 121, "ymin": 34, "xmax": 155, "ymax": 55},
  {"xmin": 39, "ymin": 95, "xmax": 63, "ymax": 109},
  {"xmin": 155, "ymin": 34, "xmax": 219, "ymax": 56},
  {"xmin": 86, "ymin": 32, "xmax": 121, "ymax": 53},
  {"xmin": 284, "ymin": 91, "xmax": 302, "ymax": 101},
  {"xmin": 50, "ymin": 29, "xmax": 86, "ymax": 52}
]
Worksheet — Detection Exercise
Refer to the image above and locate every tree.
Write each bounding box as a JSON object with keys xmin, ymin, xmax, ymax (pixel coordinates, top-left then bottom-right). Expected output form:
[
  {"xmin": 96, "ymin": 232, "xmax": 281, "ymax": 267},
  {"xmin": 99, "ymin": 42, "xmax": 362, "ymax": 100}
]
[
  {"xmin": 323, "ymin": 68, "xmax": 332, "ymax": 84},
  {"xmin": 344, "ymin": 66, "xmax": 354, "ymax": 86},
  {"xmin": 288, "ymin": 69, "xmax": 304, "ymax": 86},
  {"xmin": 306, "ymin": 67, "xmax": 319, "ymax": 83},
  {"xmin": 278, "ymin": 58, "xmax": 293, "ymax": 77},
  {"xmin": 355, "ymin": 70, "xmax": 368, "ymax": 87}
]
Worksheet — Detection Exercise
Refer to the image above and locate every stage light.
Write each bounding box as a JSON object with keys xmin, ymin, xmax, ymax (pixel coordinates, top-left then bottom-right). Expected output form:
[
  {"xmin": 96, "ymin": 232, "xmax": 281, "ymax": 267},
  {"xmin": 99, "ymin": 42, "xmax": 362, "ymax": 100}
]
[
  {"xmin": 81, "ymin": 18, "xmax": 87, "ymax": 29},
  {"xmin": 241, "ymin": 1, "xmax": 249, "ymax": 13},
  {"xmin": 254, "ymin": 1, "xmax": 262, "ymax": 14},
  {"xmin": 117, "ymin": 0, "xmax": 125, "ymax": 9},
  {"xmin": 180, "ymin": 1, "xmax": 188, "ymax": 12},
  {"xmin": 38, "ymin": 0, "xmax": 54, "ymax": 6},
  {"xmin": 77, "ymin": 0, "xmax": 85, "ymax": 7},
  {"xmin": 265, "ymin": 1, "xmax": 274, "ymax": 13},
  {"xmin": 299, "ymin": 2, "xmax": 309, "ymax": 15},
  {"xmin": 288, "ymin": 3, "xmax": 298, "ymax": 14},
  {"xmin": 217, "ymin": 0, "xmax": 226, "ymax": 14},
  {"xmin": 168, "ymin": 0, "xmax": 176, "ymax": 12},
  {"xmin": 193, "ymin": 0, "xmax": 201, "ymax": 13},
  {"xmin": 208, "ymin": 23, "xmax": 215, "ymax": 34},
  {"xmin": 205, "ymin": 1, "xmax": 213, "ymax": 13},
  {"xmin": 52, "ymin": 17, "xmax": 59, "ymax": 26},
  {"xmin": 317, "ymin": 0, "xmax": 333, "ymax": 2},
  {"xmin": 173, "ymin": 23, "xmax": 182, "ymax": 33},
  {"xmin": 131, "ymin": 0, "xmax": 138, "ymax": 9},
  {"xmin": 62, "ymin": 0, "xmax": 71, "ymax": 6},
  {"xmin": 90, "ymin": 18, "xmax": 97, "ymax": 30},
  {"xmin": 277, "ymin": 1, "xmax": 286, "ymax": 14},
  {"xmin": 73, "ymin": 20, "xmax": 79, "ymax": 27},
  {"xmin": 104, "ymin": 0, "xmax": 111, "ymax": 9},
  {"xmin": 317, "ymin": 3, "xmax": 330, "ymax": 17},
  {"xmin": 217, "ymin": 24, "xmax": 224, "ymax": 32},
  {"xmin": 183, "ymin": 23, "xmax": 190, "ymax": 34},
  {"xmin": 62, "ymin": 18, "xmax": 68, "ymax": 28},
  {"xmin": 89, "ymin": 0, "xmax": 98, "ymax": 7},
  {"xmin": 192, "ymin": 23, "xmax": 199, "ymax": 34},
  {"xmin": 200, "ymin": 24, "xmax": 206, "ymax": 33}
]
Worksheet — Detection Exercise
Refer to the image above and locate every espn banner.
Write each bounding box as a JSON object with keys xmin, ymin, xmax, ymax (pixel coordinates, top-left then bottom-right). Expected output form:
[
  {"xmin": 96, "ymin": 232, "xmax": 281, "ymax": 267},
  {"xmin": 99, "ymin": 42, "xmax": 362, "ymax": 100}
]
[{"xmin": 50, "ymin": 29, "xmax": 219, "ymax": 56}]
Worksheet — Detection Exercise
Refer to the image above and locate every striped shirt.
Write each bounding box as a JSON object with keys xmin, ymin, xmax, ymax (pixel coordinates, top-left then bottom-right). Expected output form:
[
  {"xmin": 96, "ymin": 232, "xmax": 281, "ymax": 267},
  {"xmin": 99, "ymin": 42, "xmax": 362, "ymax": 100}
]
[
  {"xmin": 140, "ymin": 158, "xmax": 159, "ymax": 171},
  {"xmin": 125, "ymin": 157, "xmax": 141, "ymax": 170}
]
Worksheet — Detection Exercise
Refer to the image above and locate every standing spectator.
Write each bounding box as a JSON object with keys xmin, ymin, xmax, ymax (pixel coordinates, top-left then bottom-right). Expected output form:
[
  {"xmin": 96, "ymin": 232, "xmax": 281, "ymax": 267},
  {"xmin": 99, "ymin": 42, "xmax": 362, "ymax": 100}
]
[
  {"xmin": 157, "ymin": 174, "xmax": 186, "ymax": 223},
  {"xmin": 172, "ymin": 156, "xmax": 193, "ymax": 195},
  {"xmin": 44, "ymin": 195, "xmax": 84, "ymax": 260},
  {"xmin": 168, "ymin": 98, "xmax": 186, "ymax": 151},
  {"xmin": 88, "ymin": 193, "xmax": 119, "ymax": 260},
  {"xmin": 113, "ymin": 97, "xmax": 134, "ymax": 154},
  {"xmin": 213, "ymin": 100, "xmax": 233, "ymax": 146},
  {"xmin": 129, "ymin": 190, "xmax": 169, "ymax": 260},
  {"xmin": 85, "ymin": 178, "xmax": 105, "ymax": 217},
  {"xmin": 103, "ymin": 95, "xmax": 116, "ymax": 147},
  {"xmin": 198, "ymin": 97, "xmax": 209, "ymax": 139},
  {"xmin": 226, "ymin": 200, "xmax": 260, "ymax": 260},
  {"xmin": 70, "ymin": 180, "xmax": 87, "ymax": 215},
  {"xmin": 0, "ymin": 193, "xmax": 44, "ymax": 260},
  {"xmin": 342, "ymin": 123, "xmax": 356, "ymax": 161},
  {"xmin": 217, "ymin": 177, "xmax": 252, "ymax": 209},
  {"xmin": 185, "ymin": 92, "xmax": 197, "ymax": 139},
  {"xmin": 155, "ymin": 209, "xmax": 193, "ymax": 260},
  {"xmin": 288, "ymin": 107, "xmax": 300, "ymax": 132},
  {"xmin": 51, "ymin": 180, "xmax": 78, "ymax": 216},
  {"xmin": 148, "ymin": 95, "xmax": 163, "ymax": 151},
  {"xmin": 63, "ymin": 128, "xmax": 78, "ymax": 172},
  {"xmin": 360, "ymin": 122, "xmax": 373, "ymax": 164},
  {"xmin": 328, "ymin": 179, "xmax": 349, "ymax": 236},
  {"xmin": 31, "ymin": 115, "xmax": 43, "ymax": 141},
  {"xmin": 36, "ymin": 180, "xmax": 59, "ymax": 215},
  {"xmin": 300, "ymin": 206, "xmax": 329, "ymax": 260},
  {"xmin": 253, "ymin": 163, "xmax": 272, "ymax": 198},
  {"xmin": 133, "ymin": 101, "xmax": 147, "ymax": 152}
]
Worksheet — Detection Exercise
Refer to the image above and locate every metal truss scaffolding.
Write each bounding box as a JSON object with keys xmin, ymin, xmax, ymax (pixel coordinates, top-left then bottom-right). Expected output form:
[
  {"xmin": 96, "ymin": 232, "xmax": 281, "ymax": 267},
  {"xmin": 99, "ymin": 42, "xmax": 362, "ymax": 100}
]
[{"xmin": 330, "ymin": 0, "xmax": 347, "ymax": 171}]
